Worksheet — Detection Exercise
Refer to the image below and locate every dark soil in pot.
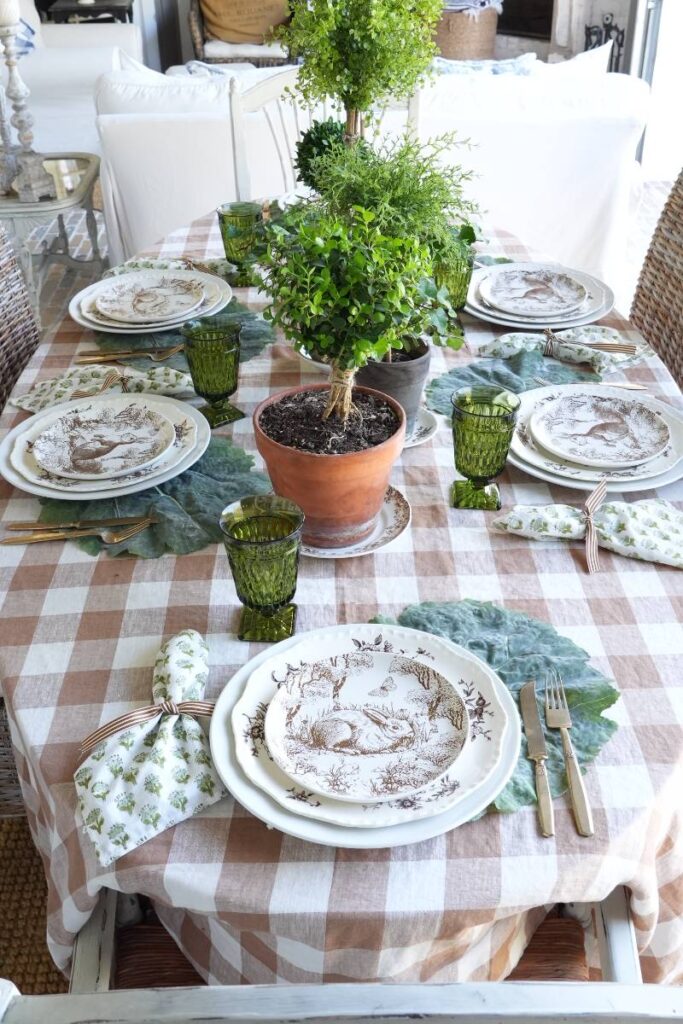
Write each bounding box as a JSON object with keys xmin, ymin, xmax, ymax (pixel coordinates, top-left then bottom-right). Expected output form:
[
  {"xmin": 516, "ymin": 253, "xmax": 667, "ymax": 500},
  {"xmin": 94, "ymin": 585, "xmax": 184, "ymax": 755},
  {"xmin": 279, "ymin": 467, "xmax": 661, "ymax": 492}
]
[
  {"xmin": 258, "ymin": 390, "xmax": 400, "ymax": 455},
  {"xmin": 356, "ymin": 342, "xmax": 431, "ymax": 437}
]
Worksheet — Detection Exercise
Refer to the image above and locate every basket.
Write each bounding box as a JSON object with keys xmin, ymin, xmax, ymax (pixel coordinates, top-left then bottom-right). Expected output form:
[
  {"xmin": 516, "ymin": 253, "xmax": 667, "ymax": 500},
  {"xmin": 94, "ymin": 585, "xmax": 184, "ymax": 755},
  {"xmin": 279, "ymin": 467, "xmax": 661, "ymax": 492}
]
[{"xmin": 436, "ymin": 8, "xmax": 498, "ymax": 60}]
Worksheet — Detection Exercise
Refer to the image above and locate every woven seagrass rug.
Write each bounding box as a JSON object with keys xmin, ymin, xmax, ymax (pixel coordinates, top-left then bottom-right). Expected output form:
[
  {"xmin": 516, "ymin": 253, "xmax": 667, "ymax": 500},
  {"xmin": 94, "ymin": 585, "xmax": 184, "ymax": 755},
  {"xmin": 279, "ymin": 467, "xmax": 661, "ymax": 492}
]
[{"xmin": 0, "ymin": 818, "xmax": 68, "ymax": 994}]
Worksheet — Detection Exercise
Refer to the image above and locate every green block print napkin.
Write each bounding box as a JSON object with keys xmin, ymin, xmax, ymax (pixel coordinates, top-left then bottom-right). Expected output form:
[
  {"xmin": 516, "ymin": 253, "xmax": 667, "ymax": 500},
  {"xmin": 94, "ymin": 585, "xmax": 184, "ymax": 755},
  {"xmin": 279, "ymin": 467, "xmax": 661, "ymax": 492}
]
[
  {"xmin": 479, "ymin": 326, "xmax": 649, "ymax": 375},
  {"xmin": 75, "ymin": 630, "xmax": 225, "ymax": 867},
  {"xmin": 93, "ymin": 297, "xmax": 274, "ymax": 374},
  {"xmin": 372, "ymin": 600, "xmax": 619, "ymax": 813},
  {"xmin": 37, "ymin": 437, "xmax": 271, "ymax": 559},
  {"xmin": 11, "ymin": 364, "xmax": 194, "ymax": 414},
  {"xmin": 426, "ymin": 349, "xmax": 599, "ymax": 415},
  {"xmin": 493, "ymin": 498, "xmax": 683, "ymax": 570}
]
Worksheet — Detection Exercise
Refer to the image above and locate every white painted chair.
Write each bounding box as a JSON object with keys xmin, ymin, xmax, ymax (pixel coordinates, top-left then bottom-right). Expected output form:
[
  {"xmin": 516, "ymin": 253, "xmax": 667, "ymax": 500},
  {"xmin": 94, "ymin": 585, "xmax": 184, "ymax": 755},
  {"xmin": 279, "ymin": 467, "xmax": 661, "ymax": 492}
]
[
  {"xmin": 98, "ymin": 112, "xmax": 240, "ymax": 264},
  {"xmin": 3, "ymin": 886, "xmax": 682, "ymax": 1023}
]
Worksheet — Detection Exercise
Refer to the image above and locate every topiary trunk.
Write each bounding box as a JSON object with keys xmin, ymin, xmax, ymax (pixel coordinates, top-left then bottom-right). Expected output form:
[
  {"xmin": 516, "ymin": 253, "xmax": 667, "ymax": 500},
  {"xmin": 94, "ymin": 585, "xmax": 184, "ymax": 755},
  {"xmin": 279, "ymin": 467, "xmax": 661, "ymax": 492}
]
[
  {"xmin": 344, "ymin": 108, "xmax": 363, "ymax": 145},
  {"xmin": 323, "ymin": 364, "xmax": 356, "ymax": 421}
]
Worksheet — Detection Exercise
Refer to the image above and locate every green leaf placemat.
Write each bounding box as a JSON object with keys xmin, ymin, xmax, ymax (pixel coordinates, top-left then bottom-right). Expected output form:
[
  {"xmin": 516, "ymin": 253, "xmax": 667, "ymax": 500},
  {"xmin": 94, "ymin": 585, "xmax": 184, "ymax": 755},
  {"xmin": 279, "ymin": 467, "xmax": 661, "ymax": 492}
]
[
  {"xmin": 37, "ymin": 437, "xmax": 271, "ymax": 559},
  {"xmin": 371, "ymin": 600, "xmax": 619, "ymax": 813},
  {"xmin": 93, "ymin": 298, "xmax": 274, "ymax": 373},
  {"xmin": 426, "ymin": 350, "xmax": 600, "ymax": 416}
]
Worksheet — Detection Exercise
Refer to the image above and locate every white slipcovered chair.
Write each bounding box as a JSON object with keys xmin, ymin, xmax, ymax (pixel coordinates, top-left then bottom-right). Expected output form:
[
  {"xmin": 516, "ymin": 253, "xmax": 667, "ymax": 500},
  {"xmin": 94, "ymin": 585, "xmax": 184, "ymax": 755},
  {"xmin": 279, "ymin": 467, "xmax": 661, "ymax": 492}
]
[{"xmin": 97, "ymin": 66, "xmax": 311, "ymax": 261}]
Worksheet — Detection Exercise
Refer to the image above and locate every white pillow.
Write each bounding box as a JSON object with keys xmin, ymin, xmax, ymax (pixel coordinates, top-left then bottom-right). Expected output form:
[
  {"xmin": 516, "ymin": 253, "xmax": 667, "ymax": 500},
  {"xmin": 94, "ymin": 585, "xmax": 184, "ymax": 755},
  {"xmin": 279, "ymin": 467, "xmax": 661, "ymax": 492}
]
[
  {"xmin": 18, "ymin": 0, "xmax": 43, "ymax": 46},
  {"xmin": 95, "ymin": 69, "xmax": 232, "ymax": 116},
  {"xmin": 117, "ymin": 51, "xmax": 164, "ymax": 78},
  {"xmin": 534, "ymin": 41, "xmax": 613, "ymax": 77}
]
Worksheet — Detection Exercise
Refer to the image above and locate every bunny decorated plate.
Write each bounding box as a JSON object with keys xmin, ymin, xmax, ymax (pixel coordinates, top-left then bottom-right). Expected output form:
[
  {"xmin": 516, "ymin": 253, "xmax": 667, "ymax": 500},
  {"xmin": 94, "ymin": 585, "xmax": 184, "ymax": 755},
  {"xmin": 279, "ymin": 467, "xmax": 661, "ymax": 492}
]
[
  {"xmin": 223, "ymin": 626, "xmax": 514, "ymax": 832},
  {"xmin": 264, "ymin": 651, "xmax": 469, "ymax": 803}
]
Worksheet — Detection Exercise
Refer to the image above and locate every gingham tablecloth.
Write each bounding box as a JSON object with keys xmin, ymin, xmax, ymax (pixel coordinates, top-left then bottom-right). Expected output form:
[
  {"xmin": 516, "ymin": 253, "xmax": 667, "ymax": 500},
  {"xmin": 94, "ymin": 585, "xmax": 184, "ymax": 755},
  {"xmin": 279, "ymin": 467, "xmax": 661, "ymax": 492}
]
[{"xmin": 2, "ymin": 215, "xmax": 683, "ymax": 986}]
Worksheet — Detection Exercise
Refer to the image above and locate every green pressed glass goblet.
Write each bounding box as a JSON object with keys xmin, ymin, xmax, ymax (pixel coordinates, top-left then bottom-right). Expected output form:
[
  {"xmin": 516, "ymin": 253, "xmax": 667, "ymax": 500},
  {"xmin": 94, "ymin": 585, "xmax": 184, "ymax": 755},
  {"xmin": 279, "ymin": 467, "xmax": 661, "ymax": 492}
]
[
  {"xmin": 217, "ymin": 201, "xmax": 263, "ymax": 286},
  {"xmin": 434, "ymin": 249, "xmax": 475, "ymax": 310},
  {"xmin": 451, "ymin": 386, "xmax": 520, "ymax": 510},
  {"xmin": 220, "ymin": 496, "xmax": 305, "ymax": 643},
  {"xmin": 181, "ymin": 315, "xmax": 244, "ymax": 428}
]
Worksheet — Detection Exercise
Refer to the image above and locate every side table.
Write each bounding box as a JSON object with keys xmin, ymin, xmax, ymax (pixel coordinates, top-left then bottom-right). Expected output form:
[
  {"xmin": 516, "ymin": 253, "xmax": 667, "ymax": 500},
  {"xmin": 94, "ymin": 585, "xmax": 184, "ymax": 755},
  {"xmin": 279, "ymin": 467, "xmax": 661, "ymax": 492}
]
[
  {"xmin": 49, "ymin": 0, "xmax": 134, "ymax": 23},
  {"xmin": 0, "ymin": 153, "xmax": 105, "ymax": 320}
]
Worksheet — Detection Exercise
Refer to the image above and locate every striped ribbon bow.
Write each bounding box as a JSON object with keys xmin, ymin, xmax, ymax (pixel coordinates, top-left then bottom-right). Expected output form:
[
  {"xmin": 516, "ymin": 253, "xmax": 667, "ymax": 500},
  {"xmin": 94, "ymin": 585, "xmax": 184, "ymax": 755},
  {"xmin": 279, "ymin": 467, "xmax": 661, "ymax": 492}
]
[
  {"xmin": 583, "ymin": 478, "xmax": 608, "ymax": 574},
  {"xmin": 80, "ymin": 699, "xmax": 215, "ymax": 757}
]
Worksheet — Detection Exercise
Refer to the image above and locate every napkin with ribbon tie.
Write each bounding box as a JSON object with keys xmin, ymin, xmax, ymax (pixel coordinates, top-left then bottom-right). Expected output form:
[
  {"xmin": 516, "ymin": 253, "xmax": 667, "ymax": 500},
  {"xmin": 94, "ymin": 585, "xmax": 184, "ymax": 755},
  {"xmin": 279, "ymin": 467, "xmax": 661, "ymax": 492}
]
[
  {"xmin": 478, "ymin": 326, "xmax": 647, "ymax": 374},
  {"xmin": 74, "ymin": 630, "xmax": 225, "ymax": 866},
  {"xmin": 12, "ymin": 364, "xmax": 194, "ymax": 414},
  {"xmin": 492, "ymin": 495, "xmax": 683, "ymax": 572}
]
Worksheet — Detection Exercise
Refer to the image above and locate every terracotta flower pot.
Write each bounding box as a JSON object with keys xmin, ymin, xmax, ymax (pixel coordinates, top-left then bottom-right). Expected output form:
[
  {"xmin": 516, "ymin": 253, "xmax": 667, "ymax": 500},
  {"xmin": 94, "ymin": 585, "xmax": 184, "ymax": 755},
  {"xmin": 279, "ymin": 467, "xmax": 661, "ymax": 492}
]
[
  {"xmin": 356, "ymin": 341, "xmax": 431, "ymax": 437},
  {"xmin": 253, "ymin": 384, "xmax": 406, "ymax": 549}
]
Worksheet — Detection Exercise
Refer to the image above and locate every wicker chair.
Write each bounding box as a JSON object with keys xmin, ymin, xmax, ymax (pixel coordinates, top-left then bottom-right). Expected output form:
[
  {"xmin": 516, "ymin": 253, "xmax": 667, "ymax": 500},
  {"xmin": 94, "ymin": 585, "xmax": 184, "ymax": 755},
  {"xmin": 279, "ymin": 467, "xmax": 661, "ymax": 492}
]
[
  {"xmin": 630, "ymin": 171, "xmax": 683, "ymax": 387},
  {"xmin": 0, "ymin": 224, "xmax": 40, "ymax": 818},
  {"xmin": 189, "ymin": 0, "xmax": 291, "ymax": 67}
]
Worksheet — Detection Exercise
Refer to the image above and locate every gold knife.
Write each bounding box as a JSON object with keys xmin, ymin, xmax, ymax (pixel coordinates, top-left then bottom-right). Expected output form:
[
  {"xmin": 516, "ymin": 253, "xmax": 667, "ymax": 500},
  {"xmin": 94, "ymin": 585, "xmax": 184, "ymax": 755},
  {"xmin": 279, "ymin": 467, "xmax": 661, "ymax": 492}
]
[
  {"xmin": 75, "ymin": 348, "xmax": 182, "ymax": 363},
  {"xmin": 520, "ymin": 680, "xmax": 555, "ymax": 837},
  {"xmin": 5, "ymin": 515, "xmax": 158, "ymax": 532}
]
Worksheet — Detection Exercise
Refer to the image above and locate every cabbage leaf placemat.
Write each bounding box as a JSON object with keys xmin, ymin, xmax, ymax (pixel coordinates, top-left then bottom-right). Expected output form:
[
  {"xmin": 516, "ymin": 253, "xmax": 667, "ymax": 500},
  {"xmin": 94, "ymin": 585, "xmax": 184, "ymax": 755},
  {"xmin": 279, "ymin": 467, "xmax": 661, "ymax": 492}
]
[
  {"xmin": 93, "ymin": 298, "xmax": 274, "ymax": 374},
  {"xmin": 426, "ymin": 350, "xmax": 599, "ymax": 415},
  {"xmin": 37, "ymin": 438, "xmax": 270, "ymax": 559},
  {"xmin": 372, "ymin": 600, "xmax": 619, "ymax": 813}
]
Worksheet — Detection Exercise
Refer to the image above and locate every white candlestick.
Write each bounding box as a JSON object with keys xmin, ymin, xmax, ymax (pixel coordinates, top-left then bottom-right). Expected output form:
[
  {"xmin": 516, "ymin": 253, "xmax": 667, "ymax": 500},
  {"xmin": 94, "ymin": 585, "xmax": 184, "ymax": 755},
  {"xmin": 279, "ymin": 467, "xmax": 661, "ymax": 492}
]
[{"xmin": 0, "ymin": 1, "xmax": 20, "ymax": 28}]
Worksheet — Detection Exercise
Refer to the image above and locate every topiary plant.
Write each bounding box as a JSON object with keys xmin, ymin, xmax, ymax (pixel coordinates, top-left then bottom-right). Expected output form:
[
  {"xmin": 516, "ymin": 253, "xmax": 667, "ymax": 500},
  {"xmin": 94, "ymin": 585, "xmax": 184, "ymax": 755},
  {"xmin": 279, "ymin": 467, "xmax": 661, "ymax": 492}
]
[
  {"xmin": 276, "ymin": 0, "xmax": 442, "ymax": 143},
  {"xmin": 261, "ymin": 205, "xmax": 453, "ymax": 421},
  {"xmin": 295, "ymin": 118, "xmax": 346, "ymax": 190}
]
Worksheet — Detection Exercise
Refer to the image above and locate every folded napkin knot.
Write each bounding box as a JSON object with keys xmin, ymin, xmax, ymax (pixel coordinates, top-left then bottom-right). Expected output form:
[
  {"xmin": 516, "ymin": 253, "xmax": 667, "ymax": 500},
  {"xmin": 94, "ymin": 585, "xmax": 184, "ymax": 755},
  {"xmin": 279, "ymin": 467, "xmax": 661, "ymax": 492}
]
[
  {"xmin": 582, "ymin": 478, "xmax": 608, "ymax": 574},
  {"xmin": 74, "ymin": 629, "xmax": 226, "ymax": 867},
  {"xmin": 543, "ymin": 328, "xmax": 559, "ymax": 358},
  {"xmin": 79, "ymin": 698, "xmax": 216, "ymax": 757}
]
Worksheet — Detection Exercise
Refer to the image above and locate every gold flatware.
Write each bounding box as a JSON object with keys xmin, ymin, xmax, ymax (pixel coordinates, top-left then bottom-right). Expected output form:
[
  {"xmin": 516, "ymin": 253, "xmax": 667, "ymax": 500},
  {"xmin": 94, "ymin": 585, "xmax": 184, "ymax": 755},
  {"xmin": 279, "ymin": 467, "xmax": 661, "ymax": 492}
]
[
  {"xmin": 5, "ymin": 515, "xmax": 158, "ymax": 532},
  {"xmin": 543, "ymin": 328, "xmax": 637, "ymax": 356},
  {"xmin": 532, "ymin": 376, "xmax": 647, "ymax": 391},
  {"xmin": 545, "ymin": 671, "xmax": 594, "ymax": 837},
  {"xmin": 75, "ymin": 344, "xmax": 185, "ymax": 365},
  {"xmin": 520, "ymin": 680, "xmax": 554, "ymax": 837},
  {"xmin": 1, "ymin": 519, "xmax": 155, "ymax": 546},
  {"xmin": 71, "ymin": 368, "xmax": 130, "ymax": 399}
]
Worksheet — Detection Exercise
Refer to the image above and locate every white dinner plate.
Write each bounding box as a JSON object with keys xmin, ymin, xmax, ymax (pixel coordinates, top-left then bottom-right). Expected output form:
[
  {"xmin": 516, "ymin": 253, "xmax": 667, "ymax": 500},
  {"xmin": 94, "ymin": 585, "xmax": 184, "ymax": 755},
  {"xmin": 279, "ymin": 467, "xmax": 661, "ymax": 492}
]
[
  {"xmin": 1, "ymin": 396, "xmax": 210, "ymax": 500},
  {"xmin": 228, "ymin": 625, "xmax": 511, "ymax": 830},
  {"xmin": 512, "ymin": 387, "xmax": 683, "ymax": 485},
  {"xmin": 10, "ymin": 397, "xmax": 199, "ymax": 494},
  {"xmin": 210, "ymin": 624, "xmax": 521, "ymax": 848},
  {"xmin": 70, "ymin": 273, "xmax": 232, "ymax": 335}
]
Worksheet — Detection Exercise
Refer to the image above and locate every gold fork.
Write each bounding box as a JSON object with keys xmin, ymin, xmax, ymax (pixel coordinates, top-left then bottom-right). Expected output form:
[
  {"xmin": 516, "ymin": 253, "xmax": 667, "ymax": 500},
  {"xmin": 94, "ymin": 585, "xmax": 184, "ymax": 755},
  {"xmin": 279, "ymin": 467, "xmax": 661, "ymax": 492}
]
[
  {"xmin": 1, "ymin": 519, "xmax": 154, "ymax": 546},
  {"xmin": 75, "ymin": 344, "xmax": 185, "ymax": 365},
  {"xmin": 544, "ymin": 671, "xmax": 594, "ymax": 837}
]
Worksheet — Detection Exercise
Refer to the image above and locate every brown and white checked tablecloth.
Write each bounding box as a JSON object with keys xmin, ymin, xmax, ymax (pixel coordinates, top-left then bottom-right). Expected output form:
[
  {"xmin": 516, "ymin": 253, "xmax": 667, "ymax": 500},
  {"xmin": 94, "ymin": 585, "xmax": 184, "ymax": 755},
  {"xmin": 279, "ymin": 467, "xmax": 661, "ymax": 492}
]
[{"xmin": 2, "ymin": 215, "xmax": 683, "ymax": 986}]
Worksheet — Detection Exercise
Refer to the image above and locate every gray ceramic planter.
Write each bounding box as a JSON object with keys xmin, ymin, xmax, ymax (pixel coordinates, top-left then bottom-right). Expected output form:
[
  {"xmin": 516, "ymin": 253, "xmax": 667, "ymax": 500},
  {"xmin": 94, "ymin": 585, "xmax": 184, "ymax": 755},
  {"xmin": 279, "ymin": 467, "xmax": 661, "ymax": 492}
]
[{"xmin": 356, "ymin": 342, "xmax": 431, "ymax": 437}]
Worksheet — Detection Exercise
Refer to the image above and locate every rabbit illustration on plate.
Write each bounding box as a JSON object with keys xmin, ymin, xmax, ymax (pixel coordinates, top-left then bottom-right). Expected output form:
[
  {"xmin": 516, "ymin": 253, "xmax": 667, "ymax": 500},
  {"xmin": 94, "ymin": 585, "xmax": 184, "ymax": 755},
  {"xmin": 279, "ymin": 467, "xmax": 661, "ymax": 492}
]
[{"xmin": 309, "ymin": 708, "xmax": 414, "ymax": 755}]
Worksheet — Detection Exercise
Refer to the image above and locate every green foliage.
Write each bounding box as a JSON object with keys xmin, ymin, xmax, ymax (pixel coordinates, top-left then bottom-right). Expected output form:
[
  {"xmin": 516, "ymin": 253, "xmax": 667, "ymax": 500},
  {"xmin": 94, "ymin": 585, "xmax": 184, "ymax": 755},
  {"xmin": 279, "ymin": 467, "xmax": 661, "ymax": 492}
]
[
  {"xmin": 315, "ymin": 134, "xmax": 475, "ymax": 254},
  {"xmin": 371, "ymin": 600, "xmax": 619, "ymax": 813},
  {"xmin": 426, "ymin": 351, "xmax": 600, "ymax": 415},
  {"xmin": 37, "ymin": 437, "xmax": 270, "ymax": 559},
  {"xmin": 261, "ymin": 205, "xmax": 458, "ymax": 371},
  {"xmin": 295, "ymin": 119, "xmax": 347, "ymax": 190},
  {"xmin": 277, "ymin": 0, "xmax": 441, "ymax": 116}
]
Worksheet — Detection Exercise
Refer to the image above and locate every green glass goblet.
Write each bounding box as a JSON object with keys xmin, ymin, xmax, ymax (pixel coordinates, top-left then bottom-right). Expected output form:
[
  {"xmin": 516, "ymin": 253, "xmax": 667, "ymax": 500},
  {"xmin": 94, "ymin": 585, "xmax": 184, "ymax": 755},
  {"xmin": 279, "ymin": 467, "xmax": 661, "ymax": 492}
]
[
  {"xmin": 217, "ymin": 201, "xmax": 263, "ymax": 286},
  {"xmin": 434, "ymin": 249, "xmax": 475, "ymax": 310},
  {"xmin": 220, "ymin": 495, "xmax": 305, "ymax": 643},
  {"xmin": 181, "ymin": 314, "xmax": 244, "ymax": 428},
  {"xmin": 451, "ymin": 386, "xmax": 520, "ymax": 510}
]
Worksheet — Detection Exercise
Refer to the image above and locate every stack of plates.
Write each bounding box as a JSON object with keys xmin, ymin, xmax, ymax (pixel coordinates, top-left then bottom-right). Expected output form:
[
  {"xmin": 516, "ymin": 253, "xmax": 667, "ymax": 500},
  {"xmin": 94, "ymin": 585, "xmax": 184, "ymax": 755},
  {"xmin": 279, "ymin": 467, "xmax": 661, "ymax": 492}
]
[
  {"xmin": 209, "ymin": 624, "xmax": 521, "ymax": 848},
  {"xmin": 69, "ymin": 269, "xmax": 232, "ymax": 334},
  {"xmin": 467, "ymin": 262, "xmax": 614, "ymax": 330},
  {"xmin": 510, "ymin": 384, "xmax": 683, "ymax": 493},
  {"xmin": 0, "ymin": 394, "xmax": 210, "ymax": 500}
]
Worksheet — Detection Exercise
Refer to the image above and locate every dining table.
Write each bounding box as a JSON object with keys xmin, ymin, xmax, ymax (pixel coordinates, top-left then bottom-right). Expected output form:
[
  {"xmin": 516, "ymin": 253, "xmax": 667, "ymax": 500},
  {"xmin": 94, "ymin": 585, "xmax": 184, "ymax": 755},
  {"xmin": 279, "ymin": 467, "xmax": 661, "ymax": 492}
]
[{"xmin": 1, "ymin": 213, "xmax": 682, "ymax": 987}]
